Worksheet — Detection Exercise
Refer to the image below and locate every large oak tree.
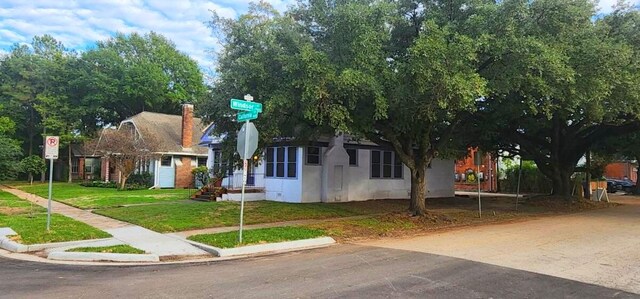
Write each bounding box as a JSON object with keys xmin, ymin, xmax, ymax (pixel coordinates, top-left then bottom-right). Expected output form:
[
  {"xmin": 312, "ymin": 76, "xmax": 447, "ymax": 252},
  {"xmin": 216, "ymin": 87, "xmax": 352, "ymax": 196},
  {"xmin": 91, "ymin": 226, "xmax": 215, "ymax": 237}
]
[{"xmin": 205, "ymin": 1, "xmax": 486, "ymax": 215}]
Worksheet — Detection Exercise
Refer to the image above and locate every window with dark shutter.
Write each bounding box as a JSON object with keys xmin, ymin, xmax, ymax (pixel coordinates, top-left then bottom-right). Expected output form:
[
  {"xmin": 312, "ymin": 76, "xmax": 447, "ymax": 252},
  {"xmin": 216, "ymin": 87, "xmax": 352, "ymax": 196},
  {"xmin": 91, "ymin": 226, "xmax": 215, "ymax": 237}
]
[
  {"xmin": 371, "ymin": 150, "xmax": 381, "ymax": 178},
  {"xmin": 306, "ymin": 146, "xmax": 321, "ymax": 165},
  {"xmin": 346, "ymin": 148, "xmax": 357, "ymax": 166}
]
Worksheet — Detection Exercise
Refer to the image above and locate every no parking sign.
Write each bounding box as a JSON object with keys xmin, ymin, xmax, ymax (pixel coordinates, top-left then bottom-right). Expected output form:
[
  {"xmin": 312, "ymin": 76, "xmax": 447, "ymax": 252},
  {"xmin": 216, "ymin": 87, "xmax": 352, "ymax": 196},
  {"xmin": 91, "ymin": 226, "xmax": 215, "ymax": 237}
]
[{"xmin": 45, "ymin": 136, "xmax": 59, "ymax": 159}]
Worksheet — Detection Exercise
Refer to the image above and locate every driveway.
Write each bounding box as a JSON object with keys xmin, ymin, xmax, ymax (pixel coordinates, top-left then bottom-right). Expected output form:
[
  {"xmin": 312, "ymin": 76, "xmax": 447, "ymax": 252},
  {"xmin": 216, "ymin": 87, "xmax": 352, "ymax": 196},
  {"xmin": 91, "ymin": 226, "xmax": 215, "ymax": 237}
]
[{"xmin": 361, "ymin": 195, "xmax": 640, "ymax": 294}]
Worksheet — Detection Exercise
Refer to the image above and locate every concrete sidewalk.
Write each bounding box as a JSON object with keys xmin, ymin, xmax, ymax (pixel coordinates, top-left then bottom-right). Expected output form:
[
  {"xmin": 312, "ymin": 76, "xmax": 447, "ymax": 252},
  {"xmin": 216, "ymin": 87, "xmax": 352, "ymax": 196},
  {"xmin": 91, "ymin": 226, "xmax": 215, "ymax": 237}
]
[{"xmin": 1, "ymin": 187, "xmax": 209, "ymax": 258}]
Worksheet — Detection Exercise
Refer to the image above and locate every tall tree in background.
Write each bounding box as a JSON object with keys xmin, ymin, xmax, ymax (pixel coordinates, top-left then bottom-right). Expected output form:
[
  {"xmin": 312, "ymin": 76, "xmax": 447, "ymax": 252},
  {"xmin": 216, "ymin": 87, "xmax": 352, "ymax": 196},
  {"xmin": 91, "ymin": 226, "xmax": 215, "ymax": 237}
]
[
  {"xmin": 206, "ymin": 1, "xmax": 486, "ymax": 215},
  {"xmin": 76, "ymin": 32, "xmax": 206, "ymax": 125},
  {"xmin": 0, "ymin": 109, "xmax": 21, "ymax": 180},
  {"xmin": 474, "ymin": 0, "xmax": 640, "ymax": 197}
]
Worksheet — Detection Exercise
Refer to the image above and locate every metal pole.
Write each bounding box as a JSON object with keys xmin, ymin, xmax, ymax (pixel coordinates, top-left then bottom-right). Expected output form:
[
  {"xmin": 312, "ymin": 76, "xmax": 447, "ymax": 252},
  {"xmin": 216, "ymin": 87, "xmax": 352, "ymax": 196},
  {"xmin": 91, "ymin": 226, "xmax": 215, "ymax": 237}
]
[
  {"xmin": 238, "ymin": 119, "xmax": 250, "ymax": 244},
  {"xmin": 477, "ymin": 164, "xmax": 482, "ymax": 218},
  {"xmin": 47, "ymin": 158, "xmax": 53, "ymax": 231},
  {"xmin": 515, "ymin": 157, "xmax": 523, "ymax": 211}
]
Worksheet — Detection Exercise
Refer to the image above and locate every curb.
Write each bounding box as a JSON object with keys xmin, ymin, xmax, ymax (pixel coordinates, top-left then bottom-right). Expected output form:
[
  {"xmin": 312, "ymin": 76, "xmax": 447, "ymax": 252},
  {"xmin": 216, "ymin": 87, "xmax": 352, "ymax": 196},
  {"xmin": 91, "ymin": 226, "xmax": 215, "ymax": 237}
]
[
  {"xmin": 187, "ymin": 237, "xmax": 336, "ymax": 257},
  {"xmin": 48, "ymin": 251, "xmax": 160, "ymax": 262},
  {"xmin": 0, "ymin": 234, "xmax": 117, "ymax": 253}
]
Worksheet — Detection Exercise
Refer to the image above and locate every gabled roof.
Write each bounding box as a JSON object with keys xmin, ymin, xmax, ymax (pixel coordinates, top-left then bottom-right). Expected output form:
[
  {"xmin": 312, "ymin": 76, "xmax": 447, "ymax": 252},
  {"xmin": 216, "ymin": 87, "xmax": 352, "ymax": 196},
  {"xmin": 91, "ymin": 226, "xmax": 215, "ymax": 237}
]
[{"xmin": 122, "ymin": 111, "xmax": 208, "ymax": 156}]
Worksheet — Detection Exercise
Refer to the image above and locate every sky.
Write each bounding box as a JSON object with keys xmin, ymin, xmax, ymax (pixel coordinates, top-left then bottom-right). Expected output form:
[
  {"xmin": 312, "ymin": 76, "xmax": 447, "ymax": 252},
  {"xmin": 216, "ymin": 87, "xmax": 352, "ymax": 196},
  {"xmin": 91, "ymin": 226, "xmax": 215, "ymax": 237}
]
[
  {"xmin": 0, "ymin": 0, "xmax": 637, "ymax": 71},
  {"xmin": 0, "ymin": 0, "xmax": 294, "ymax": 71}
]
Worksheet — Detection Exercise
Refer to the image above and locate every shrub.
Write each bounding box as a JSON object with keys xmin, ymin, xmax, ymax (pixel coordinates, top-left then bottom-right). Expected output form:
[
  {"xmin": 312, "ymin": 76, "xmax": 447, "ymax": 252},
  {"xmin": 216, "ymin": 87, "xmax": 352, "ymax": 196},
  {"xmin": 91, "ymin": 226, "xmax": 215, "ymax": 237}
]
[
  {"xmin": 127, "ymin": 172, "xmax": 153, "ymax": 188},
  {"xmin": 500, "ymin": 161, "xmax": 552, "ymax": 194},
  {"xmin": 79, "ymin": 181, "xmax": 117, "ymax": 188},
  {"xmin": 192, "ymin": 166, "xmax": 210, "ymax": 187}
]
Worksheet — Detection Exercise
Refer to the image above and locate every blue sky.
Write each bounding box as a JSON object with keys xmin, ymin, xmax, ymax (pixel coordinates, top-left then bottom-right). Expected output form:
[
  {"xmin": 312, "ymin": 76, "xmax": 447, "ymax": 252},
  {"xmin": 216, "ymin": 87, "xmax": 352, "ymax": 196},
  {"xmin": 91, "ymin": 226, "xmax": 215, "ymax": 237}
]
[
  {"xmin": 0, "ymin": 0, "xmax": 294, "ymax": 71},
  {"xmin": 0, "ymin": 0, "xmax": 636, "ymax": 71}
]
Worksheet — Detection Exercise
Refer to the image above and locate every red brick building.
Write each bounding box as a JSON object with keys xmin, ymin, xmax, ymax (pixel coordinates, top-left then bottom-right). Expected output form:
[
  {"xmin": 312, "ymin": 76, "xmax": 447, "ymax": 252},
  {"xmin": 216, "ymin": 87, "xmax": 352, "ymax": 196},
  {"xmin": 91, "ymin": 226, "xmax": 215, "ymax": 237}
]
[
  {"xmin": 604, "ymin": 161, "xmax": 637, "ymax": 182},
  {"xmin": 455, "ymin": 148, "xmax": 498, "ymax": 192}
]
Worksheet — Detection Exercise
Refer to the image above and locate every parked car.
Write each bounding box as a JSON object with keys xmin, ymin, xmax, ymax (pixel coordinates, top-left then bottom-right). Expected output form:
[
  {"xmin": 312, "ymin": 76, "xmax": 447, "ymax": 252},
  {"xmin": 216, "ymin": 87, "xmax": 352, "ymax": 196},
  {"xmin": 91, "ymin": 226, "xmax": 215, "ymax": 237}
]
[{"xmin": 606, "ymin": 179, "xmax": 636, "ymax": 193}]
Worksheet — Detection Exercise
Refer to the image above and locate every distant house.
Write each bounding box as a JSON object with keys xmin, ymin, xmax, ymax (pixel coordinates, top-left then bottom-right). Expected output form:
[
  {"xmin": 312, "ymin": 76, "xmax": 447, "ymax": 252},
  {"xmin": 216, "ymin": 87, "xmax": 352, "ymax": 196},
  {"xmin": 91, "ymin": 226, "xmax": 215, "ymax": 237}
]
[
  {"xmin": 454, "ymin": 148, "xmax": 498, "ymax": 192},
  {"xmin": 82, "ymin": 104, "xmax": 208, "ymax": 188},
  {"xmin": 199, "ymin": 129, "xmax": 455, "ymax": 203},
  {"xmin": 604, "ymin": 161, "xmax": 637, "ymax": 182}
]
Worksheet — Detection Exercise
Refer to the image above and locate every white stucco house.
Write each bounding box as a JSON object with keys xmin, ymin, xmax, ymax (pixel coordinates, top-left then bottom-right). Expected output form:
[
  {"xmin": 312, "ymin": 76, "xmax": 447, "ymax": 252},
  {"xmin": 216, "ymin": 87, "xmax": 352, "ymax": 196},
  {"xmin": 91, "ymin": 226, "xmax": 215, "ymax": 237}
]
[{"xmin": 199, "ymin": 128, "xmax": 455, "ymax": 203}]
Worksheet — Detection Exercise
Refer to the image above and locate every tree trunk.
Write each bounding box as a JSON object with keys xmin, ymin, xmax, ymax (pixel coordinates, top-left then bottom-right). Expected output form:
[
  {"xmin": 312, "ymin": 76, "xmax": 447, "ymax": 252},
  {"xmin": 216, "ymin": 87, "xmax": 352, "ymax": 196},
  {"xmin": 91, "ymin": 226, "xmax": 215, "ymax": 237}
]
[
  {"xmin": 409, "ymin": 166, "xmax": 427, "ymax": 216},
  {"xmin": 119, "ymin": 175, "xmax": 128, "ymax": 190},
  {"xmin": 29, "ymin": 174, "xmax": 33, "ymax": 185},
  {"xmin": 550, "ymin": 168, "xmax": 573, "ymax": 197},
  {"xmin": 68, "ymin": 145, "xmax": 73, "ymax": 183}
]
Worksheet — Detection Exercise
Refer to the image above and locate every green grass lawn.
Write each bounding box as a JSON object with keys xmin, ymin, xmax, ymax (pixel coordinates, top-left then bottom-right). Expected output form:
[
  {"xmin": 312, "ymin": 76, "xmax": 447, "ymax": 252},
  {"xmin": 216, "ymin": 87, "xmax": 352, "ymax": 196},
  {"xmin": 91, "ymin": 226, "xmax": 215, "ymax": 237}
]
[
  {"xmin": 14, "ymin": 182, "xmax": 192, "ymax": 209},
  {"xmin": 94, "ymin": 200, "xmax": 366, "ymax": 233},
  {"xmin": 0, "ymin": 191, "xmax": 111, "ymax": 245},
  {"xmin": 67, "ymin": 245, "xmax": 145, "ymax": 254},
  {"xmin": 188, "ymin": 226, "xmax": 326, "ymax": 248}
]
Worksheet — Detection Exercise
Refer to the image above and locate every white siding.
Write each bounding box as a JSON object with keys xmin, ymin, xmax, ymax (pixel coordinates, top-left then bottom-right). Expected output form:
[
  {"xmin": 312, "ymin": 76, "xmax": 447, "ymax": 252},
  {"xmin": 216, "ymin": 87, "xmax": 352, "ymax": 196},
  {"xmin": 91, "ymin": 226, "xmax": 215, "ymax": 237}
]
[{"xmin": 264, "ymin": 147, "xmax": 303, "ymax": 203}]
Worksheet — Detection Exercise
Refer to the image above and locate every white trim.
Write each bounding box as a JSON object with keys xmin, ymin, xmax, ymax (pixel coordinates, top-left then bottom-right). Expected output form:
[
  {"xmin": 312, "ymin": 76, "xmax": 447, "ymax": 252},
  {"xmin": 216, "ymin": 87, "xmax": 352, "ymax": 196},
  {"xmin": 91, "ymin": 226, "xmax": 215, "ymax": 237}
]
[{"xmin": 154, "ymin": 151, "xmax": 208, "ymax": 157}]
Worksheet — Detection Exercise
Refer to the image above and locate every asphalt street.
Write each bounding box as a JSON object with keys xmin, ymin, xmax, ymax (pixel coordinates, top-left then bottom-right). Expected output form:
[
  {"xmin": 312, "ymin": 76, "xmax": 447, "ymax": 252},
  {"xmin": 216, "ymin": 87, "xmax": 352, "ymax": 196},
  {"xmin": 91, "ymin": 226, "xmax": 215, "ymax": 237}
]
[{"xmin": 1, "ymin": 244, "xmax": 636, "ymax": 299}]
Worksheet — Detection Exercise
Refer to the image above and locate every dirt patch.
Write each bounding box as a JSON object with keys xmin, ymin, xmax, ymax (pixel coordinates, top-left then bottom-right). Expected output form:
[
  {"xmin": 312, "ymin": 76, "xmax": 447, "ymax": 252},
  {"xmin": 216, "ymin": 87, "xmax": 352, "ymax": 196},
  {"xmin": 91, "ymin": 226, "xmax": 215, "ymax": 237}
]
[
  {"xmin": 308, "ymin": 196, "xmax": 619, "ymax": 242},
  {"xmin": 0, "ymin": 206, "xmax": 32, "ymax": 215}
]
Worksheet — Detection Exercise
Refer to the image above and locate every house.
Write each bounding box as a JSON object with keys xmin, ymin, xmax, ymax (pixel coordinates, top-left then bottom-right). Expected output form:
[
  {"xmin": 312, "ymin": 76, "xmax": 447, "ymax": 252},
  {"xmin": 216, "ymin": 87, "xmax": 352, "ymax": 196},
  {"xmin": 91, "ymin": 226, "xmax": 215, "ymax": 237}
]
[
  {"xmin": 69, "ymin": 144, "xmax": 102, "ymax": 181},
  {"xmin": 93, "ymin": 104, "xmax": 208, "ymax": 188},
  {"xmin": 604, "ymin": 161, "xmax": 637, "ymax": 182},
  {"xmin": 454, "ymin": 148, "xmax": 498, "ymax": 192},
  {"xmin": 199, "ymin": 129, "xmax": 455, "ymax": 203}
]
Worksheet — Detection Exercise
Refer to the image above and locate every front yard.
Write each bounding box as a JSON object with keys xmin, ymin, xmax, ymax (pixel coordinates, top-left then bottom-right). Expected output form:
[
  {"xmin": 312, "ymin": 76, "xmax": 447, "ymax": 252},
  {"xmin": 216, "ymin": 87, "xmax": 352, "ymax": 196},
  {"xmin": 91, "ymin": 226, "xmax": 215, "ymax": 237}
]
[
  {"xmin": 14, "ymin": 182, "xmax": 191, "ymax": 209},
  {"xmin": 7, "ymin": 181, "xmax": 618, "ymax": 244},
  {"xmin": 94, "ymin": 200, "xmax": 408, "ymax": 232},
  {"xmin": 0, "ymin": 191, "xmax": 110, "ymax": 244}
]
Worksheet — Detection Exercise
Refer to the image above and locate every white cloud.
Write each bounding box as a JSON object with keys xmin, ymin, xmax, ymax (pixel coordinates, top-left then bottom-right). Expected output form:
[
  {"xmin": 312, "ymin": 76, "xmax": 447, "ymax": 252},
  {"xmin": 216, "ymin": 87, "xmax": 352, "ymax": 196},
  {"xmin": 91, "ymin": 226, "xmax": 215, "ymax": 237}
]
[
  {"xmin": 0, "ymin": 0, "xmax": 298, "ymax": 68},
  {"xmin": 597, "ymin": 0, "xmax": 640, "ymax": 14}
]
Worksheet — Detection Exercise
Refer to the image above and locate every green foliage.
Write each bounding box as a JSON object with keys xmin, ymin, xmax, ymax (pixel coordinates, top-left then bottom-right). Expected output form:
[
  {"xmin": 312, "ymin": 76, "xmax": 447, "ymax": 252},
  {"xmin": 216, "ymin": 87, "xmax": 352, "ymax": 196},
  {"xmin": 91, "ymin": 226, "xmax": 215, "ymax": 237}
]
[
  {"xmin": 76, "ymin": 32, "xmax": 206, "ymax": 124},
  {"xmin": 500, "ymin": 161, "xmax": 552, "ymax": 194},
  {"xmin": 0, "ymin": 135, "xmax": 21, "ymax": 181},
  {"xmin": 19, "ymin": 155, "xmax": 46, "ymax": 180},
  {"xmin": 127, "ymin": 172, "xmax": 153, "ymax": 188},
  {"xmin": 188, "ymin": 226, "xmax": 326, "ymax": 248},
  {"xmin": 472, "ymin": 0, "xmax": 640, "ymax": 195},
  {"xmin": 205, "ymin": 0, "xmax": 488, "ymax": 214},
  {"xmin": 79, "ymin": 181, "xmax": 117, "ymax": 188},
  {"xmin": 191, "ymin": 166, "xmax": 210, "ymax": 186}
]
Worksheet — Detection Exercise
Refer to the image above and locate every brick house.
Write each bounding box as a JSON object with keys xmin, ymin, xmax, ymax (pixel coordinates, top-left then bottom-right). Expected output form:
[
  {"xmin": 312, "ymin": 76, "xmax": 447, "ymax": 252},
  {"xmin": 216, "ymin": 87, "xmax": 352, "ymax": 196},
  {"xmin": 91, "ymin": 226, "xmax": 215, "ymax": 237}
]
[
  {"xmin": 454, "ymin": 148, "xmax": 498, "ymax": 192},
  {"xmin": 97, "ymin": 104, "xmax": 208, "ymax": 188},
  {"xmin": 604, "ymin": 161, "xmax": 638, "ymax": 182}
]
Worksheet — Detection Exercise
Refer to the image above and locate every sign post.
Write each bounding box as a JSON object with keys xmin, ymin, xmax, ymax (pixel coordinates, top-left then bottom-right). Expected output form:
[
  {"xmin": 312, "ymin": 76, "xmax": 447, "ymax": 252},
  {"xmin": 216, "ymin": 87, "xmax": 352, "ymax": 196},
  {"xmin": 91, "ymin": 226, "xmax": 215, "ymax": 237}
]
[
  {"xmin": 44, "ymin": 136, "xmax": 59, "ymax": 231},
  {"xmin": 230, "ymin": 95, "xmax": 261, "ymax": 243},
  {"xmin": 474, "ymin": 150, "xmax": 482, "ymax": 218}
]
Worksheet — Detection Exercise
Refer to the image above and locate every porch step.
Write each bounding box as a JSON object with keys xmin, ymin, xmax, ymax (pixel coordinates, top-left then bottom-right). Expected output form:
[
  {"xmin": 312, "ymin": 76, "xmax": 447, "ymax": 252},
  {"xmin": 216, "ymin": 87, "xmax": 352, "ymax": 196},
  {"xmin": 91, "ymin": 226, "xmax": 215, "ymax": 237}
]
[{"xmin": 192, "ymin": 192, "xmax": 217, "ymax": 202}]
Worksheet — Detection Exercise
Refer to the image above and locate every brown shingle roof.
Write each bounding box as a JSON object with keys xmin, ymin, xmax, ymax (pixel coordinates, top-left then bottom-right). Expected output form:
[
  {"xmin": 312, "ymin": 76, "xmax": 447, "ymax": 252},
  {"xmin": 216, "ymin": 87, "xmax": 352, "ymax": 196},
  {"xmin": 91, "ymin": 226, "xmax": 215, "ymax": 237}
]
[{"xmin": 122, "ymin": 111, "xmax": 208, "ymax": 156}]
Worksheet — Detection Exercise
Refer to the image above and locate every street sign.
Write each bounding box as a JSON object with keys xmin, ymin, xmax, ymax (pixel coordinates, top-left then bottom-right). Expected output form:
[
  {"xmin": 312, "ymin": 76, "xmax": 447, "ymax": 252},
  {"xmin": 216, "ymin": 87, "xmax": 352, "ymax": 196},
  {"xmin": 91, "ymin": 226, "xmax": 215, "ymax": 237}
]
[
  {"xmin": 45, "ymin": 136, "xmax": 59, "ymax": 159},
  {"xmin": 237, "ymin": 122, "xmax": 259, "ymax": 160},
  {"xmin": 230, "ymin": 98, "xmax": 263, "ymax": 113},
  {"xmin": 237, "ymin": 110, "xmax": 258, "ymax": 122}
]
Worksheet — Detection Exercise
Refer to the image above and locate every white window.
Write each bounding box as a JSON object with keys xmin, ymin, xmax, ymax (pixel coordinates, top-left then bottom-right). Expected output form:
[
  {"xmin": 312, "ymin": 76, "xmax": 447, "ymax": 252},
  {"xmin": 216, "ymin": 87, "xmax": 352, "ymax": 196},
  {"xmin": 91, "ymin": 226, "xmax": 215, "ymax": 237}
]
[
  {"xmin": 371, "ymin": 150, "xmax": 403, "ymax": 179},
  {"xmin": 71, "ymin": 159, "xmax": 79, "ymax": 174},
  {"xmin": 266, "ymin": 146, "xmax": 297, "ymax": 178}
]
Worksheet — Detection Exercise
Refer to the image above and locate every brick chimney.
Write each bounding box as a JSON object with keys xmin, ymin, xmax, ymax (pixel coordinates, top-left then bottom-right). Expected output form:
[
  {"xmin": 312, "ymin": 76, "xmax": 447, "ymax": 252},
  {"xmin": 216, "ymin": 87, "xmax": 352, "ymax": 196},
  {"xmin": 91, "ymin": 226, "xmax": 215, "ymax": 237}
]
[{"xmin": 181, "ymin": 104, "xmax": 194, "ymax": 149}]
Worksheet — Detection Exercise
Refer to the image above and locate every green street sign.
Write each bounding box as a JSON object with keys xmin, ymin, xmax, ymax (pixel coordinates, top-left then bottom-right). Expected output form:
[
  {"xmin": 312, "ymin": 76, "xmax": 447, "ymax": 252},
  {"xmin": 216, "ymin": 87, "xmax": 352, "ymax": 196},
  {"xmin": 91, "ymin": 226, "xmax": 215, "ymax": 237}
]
[
  {"xmin": 237, "ymin": 110, "xmax": 259, "ymax": 122},
  {"xmin": 230, "ymin": 99, "xmax": 262, "ymax": 113}
]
